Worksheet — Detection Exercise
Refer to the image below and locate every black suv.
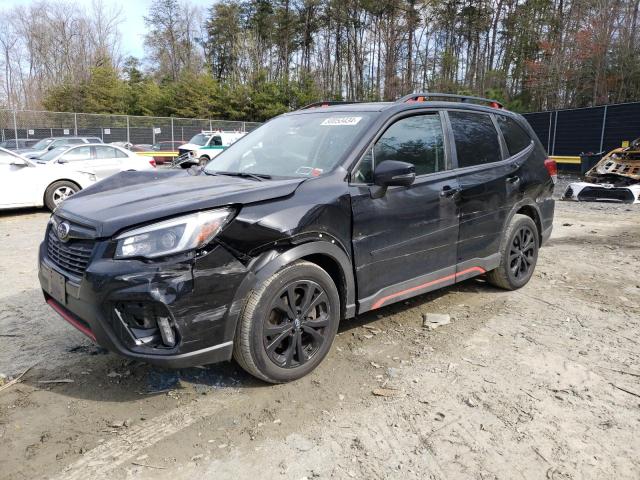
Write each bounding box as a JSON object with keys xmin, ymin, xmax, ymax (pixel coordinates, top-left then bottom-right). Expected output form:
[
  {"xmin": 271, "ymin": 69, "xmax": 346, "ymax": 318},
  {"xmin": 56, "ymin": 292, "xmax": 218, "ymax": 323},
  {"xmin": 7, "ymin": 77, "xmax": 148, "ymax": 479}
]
[{"xmin": 39, "ymin": 93, "xmax": 555, "ymax": 383}]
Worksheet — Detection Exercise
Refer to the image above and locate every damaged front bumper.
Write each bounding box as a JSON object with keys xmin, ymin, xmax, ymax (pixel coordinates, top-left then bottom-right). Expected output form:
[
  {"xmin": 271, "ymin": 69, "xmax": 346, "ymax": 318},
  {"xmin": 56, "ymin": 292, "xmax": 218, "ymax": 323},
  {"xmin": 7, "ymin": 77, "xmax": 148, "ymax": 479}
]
[
  {"xmin": 38, "ymin": 230, "xmax": 251, "ymax": 368},
  {"xmin": 566, "ymin": 143, "xmax": 640, "ymax": 203},
  {"xmin": 563, "ymin": 182, "xmax": 640, "ymax": 204}
]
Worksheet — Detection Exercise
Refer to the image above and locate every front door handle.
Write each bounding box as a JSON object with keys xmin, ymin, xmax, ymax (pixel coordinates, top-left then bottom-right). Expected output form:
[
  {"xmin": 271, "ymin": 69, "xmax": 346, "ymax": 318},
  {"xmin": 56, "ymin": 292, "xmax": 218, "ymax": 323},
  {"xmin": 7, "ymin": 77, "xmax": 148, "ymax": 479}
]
[{"xmin": 440, "ymin": 185, "xmax": 460, "ymax": 198}]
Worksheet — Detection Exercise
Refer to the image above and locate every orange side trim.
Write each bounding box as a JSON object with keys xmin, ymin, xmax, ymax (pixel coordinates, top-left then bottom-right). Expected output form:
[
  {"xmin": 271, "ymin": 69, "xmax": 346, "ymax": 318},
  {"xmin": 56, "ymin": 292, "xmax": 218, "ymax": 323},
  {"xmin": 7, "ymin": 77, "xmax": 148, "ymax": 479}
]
[{"xmin": 371, "ymin": 266, "xmax": 486, "ymax": 310}]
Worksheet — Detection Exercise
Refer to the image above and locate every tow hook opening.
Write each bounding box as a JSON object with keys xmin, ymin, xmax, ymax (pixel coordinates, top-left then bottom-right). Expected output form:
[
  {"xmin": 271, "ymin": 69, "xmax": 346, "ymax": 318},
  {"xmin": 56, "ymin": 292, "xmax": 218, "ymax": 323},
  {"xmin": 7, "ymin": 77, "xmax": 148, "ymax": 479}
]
[{"xmin": 113, "ymin": 301, "xmax": 179, "ymax": 348}]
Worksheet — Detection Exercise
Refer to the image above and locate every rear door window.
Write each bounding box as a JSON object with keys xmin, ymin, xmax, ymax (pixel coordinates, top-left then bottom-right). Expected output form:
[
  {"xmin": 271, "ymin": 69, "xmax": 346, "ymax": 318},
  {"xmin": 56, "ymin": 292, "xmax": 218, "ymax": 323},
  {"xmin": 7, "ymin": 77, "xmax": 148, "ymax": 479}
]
[
  {"xmin": 61, "ymin": 146, "xmax": 92, "ymax": 162},
  {"xmin": 496, "ymin": 115, "xmax": 532, "ymax": 156},
  {"xmin": 95, "ymin": 146, "xmax": 118, "ymax": 159},
  {"xmin": 449, "ymin": 111, "xmax": 503, "ymax": 168}
]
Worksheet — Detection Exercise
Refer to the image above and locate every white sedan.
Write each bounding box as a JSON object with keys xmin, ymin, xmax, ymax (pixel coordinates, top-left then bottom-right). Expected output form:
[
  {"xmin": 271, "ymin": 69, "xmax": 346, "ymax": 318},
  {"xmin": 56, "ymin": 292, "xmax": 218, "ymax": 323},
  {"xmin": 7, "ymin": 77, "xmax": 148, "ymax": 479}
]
[{"xmin": 0, "ymin": 144, "xmax": 156, "ymax": 211}]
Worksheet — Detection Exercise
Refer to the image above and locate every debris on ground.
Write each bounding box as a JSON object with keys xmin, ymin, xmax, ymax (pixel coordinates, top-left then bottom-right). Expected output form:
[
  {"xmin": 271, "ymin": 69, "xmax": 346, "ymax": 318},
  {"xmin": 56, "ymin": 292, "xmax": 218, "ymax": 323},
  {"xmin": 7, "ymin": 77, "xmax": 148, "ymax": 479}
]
[
  {"xmin": 372, "ymin": 388, "xmax": 402, "ymax": 397},
  {"xmin": 0, "ymin": 364, "xmax": 35, "ymax": 393},
  {"xmin": 564, "ymin": 139, "xmax": 640, "ymax": 203},
  {"xmin": 422, "ymin": 313, "xmax": 451, "ymax": 330}
]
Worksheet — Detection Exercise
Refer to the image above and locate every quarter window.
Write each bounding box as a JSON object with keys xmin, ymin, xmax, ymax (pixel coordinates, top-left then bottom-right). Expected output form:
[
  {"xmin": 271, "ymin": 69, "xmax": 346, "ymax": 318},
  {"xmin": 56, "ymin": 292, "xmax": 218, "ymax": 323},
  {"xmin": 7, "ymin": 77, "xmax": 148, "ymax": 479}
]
[
  {"xmin": 449, "ymin": 111, "xmax": 503, "ymax": 168},
  {"xmin": 354, "ymin": 113, "xmax": 446, "ymax": 183},
  {"xmin": 496, "ymin": 115, "xmax": 532, "ymax": 156}
]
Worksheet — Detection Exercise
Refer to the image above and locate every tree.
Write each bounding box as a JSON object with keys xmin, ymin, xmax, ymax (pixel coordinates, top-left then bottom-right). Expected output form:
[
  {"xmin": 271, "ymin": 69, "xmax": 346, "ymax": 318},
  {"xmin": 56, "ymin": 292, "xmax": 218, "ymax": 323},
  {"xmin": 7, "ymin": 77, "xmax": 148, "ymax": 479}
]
[{"xmin": 143, "ymin": 0, "xmax": 203, "ymax": 81}]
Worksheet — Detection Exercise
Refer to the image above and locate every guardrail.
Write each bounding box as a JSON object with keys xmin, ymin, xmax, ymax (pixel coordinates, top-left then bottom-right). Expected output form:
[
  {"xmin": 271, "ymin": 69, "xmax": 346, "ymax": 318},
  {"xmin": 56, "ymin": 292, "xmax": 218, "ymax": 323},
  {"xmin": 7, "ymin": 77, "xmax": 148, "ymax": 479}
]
[{"xmin": 550, "ymin": 155, "xmax": 581, "ymax": 165}]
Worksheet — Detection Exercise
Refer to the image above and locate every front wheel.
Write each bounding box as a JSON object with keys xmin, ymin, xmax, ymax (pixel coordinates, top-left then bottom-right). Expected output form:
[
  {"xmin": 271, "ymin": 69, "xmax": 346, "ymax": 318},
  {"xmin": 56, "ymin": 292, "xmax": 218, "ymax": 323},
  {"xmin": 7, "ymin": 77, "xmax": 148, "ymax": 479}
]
[
  {"xmin": 233, "ymin": 261, "xmax": 340, "ymax": 383},
  {"xmin": 44, "ymin": 180, "xmax": 80, "ymax": 211},
  {"xmin": 487, "ymin": 214, "xmax": 539, "ymax": 290},
  {"xmin": 198, "ymin": 156, "xmax": 209, "ymax": 167}
]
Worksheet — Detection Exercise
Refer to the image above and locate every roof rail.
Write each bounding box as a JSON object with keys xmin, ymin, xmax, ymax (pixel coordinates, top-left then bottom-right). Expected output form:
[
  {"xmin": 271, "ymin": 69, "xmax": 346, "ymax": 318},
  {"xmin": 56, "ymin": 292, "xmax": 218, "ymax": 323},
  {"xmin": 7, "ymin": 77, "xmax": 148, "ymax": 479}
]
[
  {"xmin": 299, "ymin": 101, "xmax": 361, "ymax": 110},
  {"xmin": 396, "ymin": 93, "xmax": 504, "ymax": 109}
]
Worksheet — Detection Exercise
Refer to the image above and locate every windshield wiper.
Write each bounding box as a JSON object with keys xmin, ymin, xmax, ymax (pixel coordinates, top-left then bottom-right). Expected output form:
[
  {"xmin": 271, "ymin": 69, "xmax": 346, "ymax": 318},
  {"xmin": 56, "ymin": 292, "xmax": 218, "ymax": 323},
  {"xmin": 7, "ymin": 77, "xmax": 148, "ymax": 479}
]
[{"xmin": 212, "ymin": 171, "xmax": 271, "ymax": 181}]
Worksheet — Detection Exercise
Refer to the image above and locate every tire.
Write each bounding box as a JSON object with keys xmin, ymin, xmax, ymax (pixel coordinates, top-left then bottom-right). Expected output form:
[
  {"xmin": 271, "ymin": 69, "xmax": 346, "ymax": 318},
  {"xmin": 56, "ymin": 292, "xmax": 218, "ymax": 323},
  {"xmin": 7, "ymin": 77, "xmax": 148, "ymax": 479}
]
[
  {"xmin": 44, "ymin": 180, "xmax": 80, "ymax": 211},
  {"xmin": 198, "ymin": 156, "xmax": 209, "ymax": 167},
  {"xmin": 487, "ymin": 214, "xmax": 539, "ymax": 290},
  {"xmin": 233, "ymin": 260, "xmax": 340, "ymax": 383}
]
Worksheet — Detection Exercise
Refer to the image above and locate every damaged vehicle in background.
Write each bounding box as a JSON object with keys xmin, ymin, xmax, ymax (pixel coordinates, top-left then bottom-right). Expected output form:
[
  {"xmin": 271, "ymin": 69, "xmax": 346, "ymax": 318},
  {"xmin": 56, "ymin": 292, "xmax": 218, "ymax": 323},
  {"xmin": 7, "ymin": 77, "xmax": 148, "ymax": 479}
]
[
  {"xmin": 38, "ymin": 93, "xmax": 555, "ymax": 383},
  {"xmin": 174, "ymin": 130, "xmax": 247, "ymax": 168},
  {"xmin": 564, "ymin": 138, "xmax": 640, "ymax": 204}
]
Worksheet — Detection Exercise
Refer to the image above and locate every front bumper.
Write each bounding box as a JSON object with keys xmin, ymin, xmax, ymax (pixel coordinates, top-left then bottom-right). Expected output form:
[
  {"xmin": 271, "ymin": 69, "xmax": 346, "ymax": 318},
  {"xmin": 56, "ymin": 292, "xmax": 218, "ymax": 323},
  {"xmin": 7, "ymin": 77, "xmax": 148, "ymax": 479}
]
[
  {"xmin": 38, "ymin": 238, "xmax": 251, "ymax": 368},
  {"xmin": 563, "ymin": 182, "xmax": 640, "ymax": 204}
]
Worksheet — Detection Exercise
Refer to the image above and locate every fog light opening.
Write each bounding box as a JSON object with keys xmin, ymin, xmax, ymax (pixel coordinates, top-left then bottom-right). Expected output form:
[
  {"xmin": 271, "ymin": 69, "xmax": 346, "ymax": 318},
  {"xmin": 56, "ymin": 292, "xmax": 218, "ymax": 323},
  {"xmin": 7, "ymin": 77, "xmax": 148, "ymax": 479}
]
[{"xmin": 157, "ymin": 317, "xmax": 176, "ymax": 347}]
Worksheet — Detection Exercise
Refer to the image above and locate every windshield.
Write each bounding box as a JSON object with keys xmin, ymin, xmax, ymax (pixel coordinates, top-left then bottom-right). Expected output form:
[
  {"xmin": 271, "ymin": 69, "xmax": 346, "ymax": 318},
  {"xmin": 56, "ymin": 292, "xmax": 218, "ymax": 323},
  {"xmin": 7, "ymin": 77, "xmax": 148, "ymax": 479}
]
[
  {"xmin": 32, "ymin": 138, "xmax": 55, "ymax": 150},
  {"xmin": 204, "ymin": 112, "xmax": 374, "ymax": 178},
  {"xmin": 188, "ymin": 134, "xmax": 211, "ymax": 146},
  {"xmin": 38, "ymin": 146, "xmax": 68, "ymax": 162}
]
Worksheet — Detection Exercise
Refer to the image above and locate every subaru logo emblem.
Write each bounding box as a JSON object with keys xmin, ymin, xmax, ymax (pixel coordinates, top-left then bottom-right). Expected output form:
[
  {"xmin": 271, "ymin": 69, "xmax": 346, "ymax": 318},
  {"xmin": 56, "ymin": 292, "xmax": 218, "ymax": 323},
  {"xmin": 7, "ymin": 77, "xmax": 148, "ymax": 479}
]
[{"xmin": 56, "ymin": 222, "xmax": 71, "ymax": 242}]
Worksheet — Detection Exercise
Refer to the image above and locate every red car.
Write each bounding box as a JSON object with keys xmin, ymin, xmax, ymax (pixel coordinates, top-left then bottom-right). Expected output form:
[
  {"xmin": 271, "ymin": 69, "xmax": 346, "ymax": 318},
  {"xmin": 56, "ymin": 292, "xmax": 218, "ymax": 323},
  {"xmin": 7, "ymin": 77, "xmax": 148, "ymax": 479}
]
[{"xmin": 152, "ymin": 141, "xmax": 183, "ymax": 164}]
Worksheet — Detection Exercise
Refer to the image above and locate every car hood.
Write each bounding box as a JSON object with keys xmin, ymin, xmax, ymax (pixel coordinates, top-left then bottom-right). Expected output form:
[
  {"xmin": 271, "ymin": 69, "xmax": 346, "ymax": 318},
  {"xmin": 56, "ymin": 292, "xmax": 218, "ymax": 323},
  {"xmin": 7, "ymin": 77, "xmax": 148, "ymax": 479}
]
[
  {"xmin": 178, "ymin": 143, "xmax": 200, "ymax": 150},
  {"xmin": 56, "ymin": 169, "xmax": 306, "ymax": 237}
]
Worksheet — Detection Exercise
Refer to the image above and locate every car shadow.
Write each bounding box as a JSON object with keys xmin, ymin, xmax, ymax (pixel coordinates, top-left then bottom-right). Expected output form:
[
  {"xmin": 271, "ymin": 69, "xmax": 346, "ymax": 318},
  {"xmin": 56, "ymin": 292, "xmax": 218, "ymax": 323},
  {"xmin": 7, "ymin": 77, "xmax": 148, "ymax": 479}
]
[
  {"xmin": 8, "ymin": 276, "xmax": 495, "ymax": 402},
  {"xmin": 0, "ymin": 206, "xmax": 47, "ymax": 219}
]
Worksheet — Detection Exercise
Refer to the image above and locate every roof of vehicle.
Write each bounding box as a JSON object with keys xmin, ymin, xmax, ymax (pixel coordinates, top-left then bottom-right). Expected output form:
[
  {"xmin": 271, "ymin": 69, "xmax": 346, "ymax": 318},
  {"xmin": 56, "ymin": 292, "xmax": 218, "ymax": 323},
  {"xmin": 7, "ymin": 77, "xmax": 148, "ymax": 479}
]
[
  {"xmin": 290, "ymin": 93, "xmax": 513, "ymax": 117},
  {"xmin": 40, "ymin": 136, "xmax": 101, "ymax": 140}
]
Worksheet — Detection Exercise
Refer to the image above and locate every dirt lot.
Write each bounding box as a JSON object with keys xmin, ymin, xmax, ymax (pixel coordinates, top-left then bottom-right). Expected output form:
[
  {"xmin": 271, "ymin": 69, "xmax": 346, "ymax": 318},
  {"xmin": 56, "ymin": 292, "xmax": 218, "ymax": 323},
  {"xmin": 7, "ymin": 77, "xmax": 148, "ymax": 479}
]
[{"xmin": 1, "ymin": 181, "xmax": 639, "ymax": 480}]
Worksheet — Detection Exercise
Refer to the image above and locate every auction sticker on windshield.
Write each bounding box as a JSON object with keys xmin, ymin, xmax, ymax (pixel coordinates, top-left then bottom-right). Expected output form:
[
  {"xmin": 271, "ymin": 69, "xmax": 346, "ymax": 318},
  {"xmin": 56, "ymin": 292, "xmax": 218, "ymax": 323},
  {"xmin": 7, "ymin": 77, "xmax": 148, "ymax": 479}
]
[{"xmin": 321, "ymin": 117, "xmax": 362, "ymax": 126}]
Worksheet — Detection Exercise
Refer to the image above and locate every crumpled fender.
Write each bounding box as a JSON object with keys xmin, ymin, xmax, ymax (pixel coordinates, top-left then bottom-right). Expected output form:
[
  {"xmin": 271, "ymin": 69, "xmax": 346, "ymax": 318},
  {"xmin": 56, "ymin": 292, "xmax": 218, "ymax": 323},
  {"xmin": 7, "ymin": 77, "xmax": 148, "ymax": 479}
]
[{"xmin": 223, "ymin": 240, "xmax": 357, "ymax": 343}]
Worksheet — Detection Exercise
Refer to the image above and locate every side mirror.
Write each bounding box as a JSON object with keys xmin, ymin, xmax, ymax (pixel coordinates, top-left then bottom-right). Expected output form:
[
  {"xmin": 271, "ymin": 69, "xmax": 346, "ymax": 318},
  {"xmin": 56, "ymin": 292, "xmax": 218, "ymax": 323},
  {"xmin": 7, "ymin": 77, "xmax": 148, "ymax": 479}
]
[
  {"xmin": 373, "ymin": 160, "xmax": 416, "ymax": 187},
  {"xmin": 57, "ymin": 158, "xmax": 68, "ymax": 164},
  {"xmin": 10, "ymin": 158, "xmax": 28, "ymax": 167},
  {"xmin": 47, "ymin": 144, "xmax": 56, "ymax": 151}
]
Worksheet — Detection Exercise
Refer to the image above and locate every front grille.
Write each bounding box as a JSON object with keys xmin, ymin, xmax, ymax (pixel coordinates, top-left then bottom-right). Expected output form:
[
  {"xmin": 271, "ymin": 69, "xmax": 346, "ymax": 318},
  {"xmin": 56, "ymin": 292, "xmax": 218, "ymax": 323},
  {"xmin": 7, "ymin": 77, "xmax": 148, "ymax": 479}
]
[
  {"xmin": 578, "ymin": 186, "xmax": 634, "ymax": 203},
  {"xmin": 178, "ymin": 148, "xmax": 190, "ymax": 156},
  {"xmin": 47, "ymin": 228, "xmax": 95, "ymax": 277}
]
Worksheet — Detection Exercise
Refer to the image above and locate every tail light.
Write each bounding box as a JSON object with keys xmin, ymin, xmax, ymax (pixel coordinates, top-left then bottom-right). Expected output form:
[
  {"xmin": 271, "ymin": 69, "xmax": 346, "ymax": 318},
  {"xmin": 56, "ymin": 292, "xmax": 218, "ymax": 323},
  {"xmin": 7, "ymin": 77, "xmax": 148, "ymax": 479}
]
[
  {"xmin": 544, "ymin": 158, "xmax": 557, "ymax": 184},
  {"xmin": 149, "ymin": 159, "xmax": 157, "ymax": 168}
]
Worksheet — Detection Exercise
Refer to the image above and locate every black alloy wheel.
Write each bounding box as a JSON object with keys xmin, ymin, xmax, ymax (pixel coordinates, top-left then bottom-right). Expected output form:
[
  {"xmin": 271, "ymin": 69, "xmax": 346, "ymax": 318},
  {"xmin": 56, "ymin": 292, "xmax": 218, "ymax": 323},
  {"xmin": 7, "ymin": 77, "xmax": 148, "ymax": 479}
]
[
  {"xmin": 509, "ymin": 225, "xmax": 536, "ymax": 279},
  {"xmin": 263, "ymin": 280, "xmax": 331, "ymax": 368},
  {"xmin": 233, "ymin": 260, "xmax": 340, "ymax": 383},
  {"xmin": 487, "ymin": 213, "xmax": 539, "ymax": 290}
]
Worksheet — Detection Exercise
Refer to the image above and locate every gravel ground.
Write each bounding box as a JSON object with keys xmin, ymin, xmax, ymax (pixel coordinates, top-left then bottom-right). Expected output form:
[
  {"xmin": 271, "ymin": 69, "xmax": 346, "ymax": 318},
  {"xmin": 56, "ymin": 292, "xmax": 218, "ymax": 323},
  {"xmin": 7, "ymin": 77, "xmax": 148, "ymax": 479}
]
[{"xmin": 1, "ymin": 179, "xmax": 639, "ymax": 480}]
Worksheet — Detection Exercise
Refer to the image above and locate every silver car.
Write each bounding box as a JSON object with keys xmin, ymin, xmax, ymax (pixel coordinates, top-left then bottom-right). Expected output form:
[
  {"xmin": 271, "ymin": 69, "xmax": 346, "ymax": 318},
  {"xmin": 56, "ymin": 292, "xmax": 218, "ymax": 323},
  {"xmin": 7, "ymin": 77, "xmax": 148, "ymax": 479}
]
[
  {"xmin": 17, "ymin": 136, "xmax": 103, "ymax": 159},
  {"xmin": 35, "ymin": 143, "xmax": 156, "ymax": 181}
]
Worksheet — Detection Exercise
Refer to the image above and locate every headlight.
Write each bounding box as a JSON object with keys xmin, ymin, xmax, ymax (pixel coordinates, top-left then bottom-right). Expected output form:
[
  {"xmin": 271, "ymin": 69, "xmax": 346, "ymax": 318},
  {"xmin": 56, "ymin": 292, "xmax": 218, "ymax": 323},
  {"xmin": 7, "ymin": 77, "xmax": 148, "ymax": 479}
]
[{"xmin": 114, "ymin": 208, "xmax": 234, "ymax": 259}]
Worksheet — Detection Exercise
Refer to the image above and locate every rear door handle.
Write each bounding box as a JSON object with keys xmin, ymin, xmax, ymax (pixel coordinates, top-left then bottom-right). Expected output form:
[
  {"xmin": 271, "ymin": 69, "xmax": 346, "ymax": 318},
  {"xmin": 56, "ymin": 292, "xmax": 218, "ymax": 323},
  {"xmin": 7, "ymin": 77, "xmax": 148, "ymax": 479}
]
[
  {"xmin": 506, "ymin": 175, "xmax": 520, "ymax": 184},
  {"xmin": 440, "ymin": 185, "xmax": 460, "ymax": 198}
]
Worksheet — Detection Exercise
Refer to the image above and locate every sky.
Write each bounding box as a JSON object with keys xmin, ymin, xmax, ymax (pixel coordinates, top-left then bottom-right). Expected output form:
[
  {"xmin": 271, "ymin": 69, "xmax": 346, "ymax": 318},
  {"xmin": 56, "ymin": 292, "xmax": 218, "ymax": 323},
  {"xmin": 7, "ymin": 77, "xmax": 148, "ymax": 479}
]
[{"xmin": 4, "ymin": 0, "xmax": 213, "ymax": 59}]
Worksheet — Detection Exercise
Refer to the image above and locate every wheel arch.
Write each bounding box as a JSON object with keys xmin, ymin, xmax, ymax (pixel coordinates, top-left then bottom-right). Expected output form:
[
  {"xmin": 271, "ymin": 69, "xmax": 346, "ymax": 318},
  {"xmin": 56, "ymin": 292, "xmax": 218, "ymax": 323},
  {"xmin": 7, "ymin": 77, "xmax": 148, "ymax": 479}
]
[
  {"xmin": 514, "ymin": 203, "xmax": 543, "ymax": 245},
  {"xmin": 43, "ymin": 178, "xmax": 82, "ymax": 205},
  {"xmin": 254, "ymin": 242, "xmax": 356, "ymax": 320},
  {"xmin": 504, "ymin": 199, "xmax": 543, "ymax": 245},
  {"xmin": 228, "ymin": 241, "xmax": 356, "ymax": 335}
]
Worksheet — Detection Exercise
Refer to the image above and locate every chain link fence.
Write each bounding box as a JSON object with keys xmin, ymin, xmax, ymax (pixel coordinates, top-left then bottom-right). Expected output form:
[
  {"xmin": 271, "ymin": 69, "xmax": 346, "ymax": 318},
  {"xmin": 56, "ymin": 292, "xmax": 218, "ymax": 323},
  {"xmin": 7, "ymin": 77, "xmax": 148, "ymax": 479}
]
[{"xmin": 0, "ymin": 109, "xmax": 262, "ymax": 146}]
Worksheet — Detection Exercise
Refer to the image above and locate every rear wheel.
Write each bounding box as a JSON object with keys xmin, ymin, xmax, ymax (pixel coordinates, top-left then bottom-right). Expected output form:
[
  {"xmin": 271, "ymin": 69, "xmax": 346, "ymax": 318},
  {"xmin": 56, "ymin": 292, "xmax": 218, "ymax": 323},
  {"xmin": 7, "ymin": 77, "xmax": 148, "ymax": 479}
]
[
  {"xmin": 487, "ymin": 214, "xmax": 539, "ymax": 290},
  {"xmin": 233, "ymin": 261, "xmax": 340, "ymax": 383},
  {"xmin": 44, "ymin": 180, "xmax": 80, "ymax": 211}
]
